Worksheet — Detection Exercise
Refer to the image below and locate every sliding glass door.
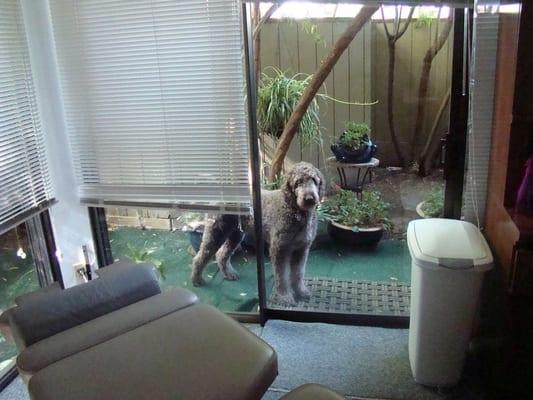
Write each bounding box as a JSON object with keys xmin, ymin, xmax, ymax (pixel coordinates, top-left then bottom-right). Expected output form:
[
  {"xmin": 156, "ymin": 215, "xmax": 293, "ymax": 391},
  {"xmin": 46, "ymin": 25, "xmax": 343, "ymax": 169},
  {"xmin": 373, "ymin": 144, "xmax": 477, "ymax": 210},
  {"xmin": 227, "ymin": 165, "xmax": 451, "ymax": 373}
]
[
  {"xmin": 252, "ymin": 2, "xmax": 470, "ymax": 325},
  {"xmin": 86, "ymin": 1, "xmax": 471, "ymax": 327}
]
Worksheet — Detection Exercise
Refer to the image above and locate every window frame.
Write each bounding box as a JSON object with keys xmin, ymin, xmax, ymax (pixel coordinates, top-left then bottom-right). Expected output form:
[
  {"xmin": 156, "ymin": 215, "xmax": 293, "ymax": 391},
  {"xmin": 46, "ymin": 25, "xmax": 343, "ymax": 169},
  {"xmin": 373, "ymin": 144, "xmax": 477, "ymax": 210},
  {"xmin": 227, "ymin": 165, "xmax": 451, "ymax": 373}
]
[{"xmin": 0, "ymin": 210, "xmax": 61, "ymax": 386}]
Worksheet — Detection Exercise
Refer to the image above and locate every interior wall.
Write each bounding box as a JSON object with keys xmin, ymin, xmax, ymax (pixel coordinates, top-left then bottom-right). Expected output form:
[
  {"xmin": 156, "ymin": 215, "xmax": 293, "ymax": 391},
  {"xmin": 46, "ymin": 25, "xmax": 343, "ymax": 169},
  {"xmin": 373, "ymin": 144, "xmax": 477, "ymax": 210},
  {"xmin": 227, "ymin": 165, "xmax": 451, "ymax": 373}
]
[
  {"xmin": 485, "ymin": 14, "xmax": 520, "ymax": 284},
  {"xmin": 21, "ymin": 0, "xmax": 96, "ymax": 287}
]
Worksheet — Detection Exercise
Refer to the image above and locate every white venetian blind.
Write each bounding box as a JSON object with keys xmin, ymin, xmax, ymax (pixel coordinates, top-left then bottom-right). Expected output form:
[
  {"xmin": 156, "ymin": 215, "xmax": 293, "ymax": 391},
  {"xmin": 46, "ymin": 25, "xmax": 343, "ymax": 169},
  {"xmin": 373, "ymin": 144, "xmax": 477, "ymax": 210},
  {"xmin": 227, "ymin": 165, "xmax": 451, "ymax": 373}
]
[
  {"xmin": 0, "ymin": 0, "xmax": 54, "ymax": 235},
  {"xmin": 49, "ymin": 0, "xmax": 251, "ymax": 214},
  {"xmin": 463, "ymin": 2, "xmax": 502, "ymax": 226}
]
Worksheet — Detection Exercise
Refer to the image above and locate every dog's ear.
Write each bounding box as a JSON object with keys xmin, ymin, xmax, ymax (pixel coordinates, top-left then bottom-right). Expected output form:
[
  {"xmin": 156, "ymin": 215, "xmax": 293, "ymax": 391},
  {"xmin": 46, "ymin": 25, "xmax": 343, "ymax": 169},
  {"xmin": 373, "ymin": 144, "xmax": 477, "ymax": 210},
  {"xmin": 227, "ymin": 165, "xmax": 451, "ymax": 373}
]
[
  {"xmin": 282, "ymin": 166, "xmax": 297, "ymax": 195},
  {"xmin": 315, "ymin": 168, "xmax": 326, "ymax": 200}
]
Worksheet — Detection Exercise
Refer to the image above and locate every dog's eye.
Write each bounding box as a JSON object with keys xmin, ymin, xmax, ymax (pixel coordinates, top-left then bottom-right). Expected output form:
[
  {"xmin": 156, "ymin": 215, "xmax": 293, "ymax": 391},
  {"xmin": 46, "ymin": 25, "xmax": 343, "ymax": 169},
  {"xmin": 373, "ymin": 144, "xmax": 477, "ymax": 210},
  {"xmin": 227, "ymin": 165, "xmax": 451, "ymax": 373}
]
[{"xmin": 312, "ymin": 177, "xmax": 319, "ymax": 186}]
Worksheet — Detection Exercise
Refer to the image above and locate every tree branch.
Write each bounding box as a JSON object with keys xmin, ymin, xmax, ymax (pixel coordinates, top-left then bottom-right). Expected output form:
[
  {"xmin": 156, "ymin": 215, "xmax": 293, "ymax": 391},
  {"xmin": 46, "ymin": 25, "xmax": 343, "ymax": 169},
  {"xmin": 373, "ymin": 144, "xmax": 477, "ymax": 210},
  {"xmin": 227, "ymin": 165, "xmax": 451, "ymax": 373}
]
[
  {"xmin": 253, "ymin": 3, "xmax": 280, "ymax": 40},
  {"xmin": 395, "ymin": 7, "xmax": 415, "ymax": 40},
  {"xmin": 381, "ymin": 6, "xmax": 392, "ymax": 39},
  {"xmin": 269, "ymin": 6, "xmax": 379, "ymax": 181}
]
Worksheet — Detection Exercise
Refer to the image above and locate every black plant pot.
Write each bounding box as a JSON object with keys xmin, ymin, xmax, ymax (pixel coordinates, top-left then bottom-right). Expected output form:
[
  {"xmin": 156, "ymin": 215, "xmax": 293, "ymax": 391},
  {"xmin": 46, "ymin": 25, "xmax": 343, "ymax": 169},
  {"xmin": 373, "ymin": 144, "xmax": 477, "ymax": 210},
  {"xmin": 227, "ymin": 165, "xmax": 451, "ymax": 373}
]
[
  {"xmin": 327, "ymin": 221, "xmax": 383, "ymax": 248},
  {"xmin": 188, "ymin": 230, "xmax": 269, "ymax": 255},
  {"xmin": 187, "ymin": 231, "xmax": 204, "ymax": 253},
  {"xmin": 331, "ymin": 138, "xmax": 377, "ymax": 164}
]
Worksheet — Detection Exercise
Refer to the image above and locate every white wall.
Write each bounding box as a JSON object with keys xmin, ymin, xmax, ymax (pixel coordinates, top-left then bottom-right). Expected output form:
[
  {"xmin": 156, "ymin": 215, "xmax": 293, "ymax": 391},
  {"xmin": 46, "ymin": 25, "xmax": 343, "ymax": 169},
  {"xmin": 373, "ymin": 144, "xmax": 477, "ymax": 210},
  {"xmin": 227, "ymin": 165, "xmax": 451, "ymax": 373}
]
[{"xmin": 21, "ymin": 0, "xmax": 96, "ymax": 287}]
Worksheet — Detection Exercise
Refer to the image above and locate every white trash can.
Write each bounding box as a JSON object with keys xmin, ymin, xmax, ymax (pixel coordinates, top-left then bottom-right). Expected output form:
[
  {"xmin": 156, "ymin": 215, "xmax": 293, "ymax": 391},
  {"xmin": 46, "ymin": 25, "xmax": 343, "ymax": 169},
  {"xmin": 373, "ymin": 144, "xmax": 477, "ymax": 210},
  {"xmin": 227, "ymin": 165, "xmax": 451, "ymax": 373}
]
[{"xmin": 407, "ymin": 218, "xmax": 493, "ymax": 387}]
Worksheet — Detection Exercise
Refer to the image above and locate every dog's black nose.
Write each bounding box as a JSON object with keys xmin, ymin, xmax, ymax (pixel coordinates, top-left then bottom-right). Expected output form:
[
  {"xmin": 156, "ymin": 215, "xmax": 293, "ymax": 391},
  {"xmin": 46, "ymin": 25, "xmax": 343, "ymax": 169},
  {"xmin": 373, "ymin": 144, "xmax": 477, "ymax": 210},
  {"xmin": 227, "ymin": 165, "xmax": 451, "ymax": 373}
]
[{"xmin": 304, "ymin": 196, "xmax": 316, "ymax": 206}]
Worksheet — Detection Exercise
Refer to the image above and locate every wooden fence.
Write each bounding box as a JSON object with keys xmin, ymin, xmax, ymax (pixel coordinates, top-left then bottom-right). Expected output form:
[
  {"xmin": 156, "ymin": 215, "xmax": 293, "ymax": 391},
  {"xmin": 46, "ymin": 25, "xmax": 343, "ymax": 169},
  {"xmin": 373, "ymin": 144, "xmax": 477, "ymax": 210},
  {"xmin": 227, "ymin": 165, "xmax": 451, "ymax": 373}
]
[{"xmin": 259, "ymin": 19, "xmax": 453, "ymax": 168}]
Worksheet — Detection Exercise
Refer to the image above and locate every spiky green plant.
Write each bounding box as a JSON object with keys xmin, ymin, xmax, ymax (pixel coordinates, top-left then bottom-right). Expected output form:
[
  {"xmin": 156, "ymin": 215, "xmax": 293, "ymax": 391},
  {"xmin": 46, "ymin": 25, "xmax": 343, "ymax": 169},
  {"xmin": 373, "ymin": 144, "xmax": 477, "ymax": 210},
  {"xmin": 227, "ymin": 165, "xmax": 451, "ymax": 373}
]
[{"xmin": 257, "ymin": 68, "xmax": 321, "ymax": 146}]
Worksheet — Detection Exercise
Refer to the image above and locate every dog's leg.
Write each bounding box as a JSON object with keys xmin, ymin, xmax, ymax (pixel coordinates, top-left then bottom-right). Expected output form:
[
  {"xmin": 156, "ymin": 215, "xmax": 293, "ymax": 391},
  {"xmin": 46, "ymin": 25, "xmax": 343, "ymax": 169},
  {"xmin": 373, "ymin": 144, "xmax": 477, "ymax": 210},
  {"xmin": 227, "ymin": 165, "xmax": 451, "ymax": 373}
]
[
  {"xmin": 270, "ymin": 247, "xmax": 296, "ymax": 306},
  {"xmin": 215, "ymin": 228, "xmax": 243, "ymax": 281},
  {"xmin": 290, "ymin": 247, "xmax": 311, "ymax": 301},
  {"xmin": 191, "ymin": 215, "xmax": 237, "ymax": 286}
]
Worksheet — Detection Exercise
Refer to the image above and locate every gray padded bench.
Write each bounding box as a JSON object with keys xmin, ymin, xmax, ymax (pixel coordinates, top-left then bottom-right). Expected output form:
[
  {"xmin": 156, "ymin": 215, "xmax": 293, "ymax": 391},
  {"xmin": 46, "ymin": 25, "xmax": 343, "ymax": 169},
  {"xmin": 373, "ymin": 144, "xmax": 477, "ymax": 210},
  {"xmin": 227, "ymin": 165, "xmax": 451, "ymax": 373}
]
[{"xmin": 1, "ymin": 262, "xmax": 277, "ymax": 400}]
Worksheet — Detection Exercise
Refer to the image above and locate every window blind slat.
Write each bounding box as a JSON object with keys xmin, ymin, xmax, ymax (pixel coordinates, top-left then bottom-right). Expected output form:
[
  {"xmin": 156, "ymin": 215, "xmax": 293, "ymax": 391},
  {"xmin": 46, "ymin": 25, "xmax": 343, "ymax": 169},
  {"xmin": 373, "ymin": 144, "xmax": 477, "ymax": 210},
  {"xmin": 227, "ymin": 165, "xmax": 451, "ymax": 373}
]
[
  {"xmin": 50, "ymin": 0, "xmax": 251, "ymax": 213},
  {"xmin": 0, "ymin": 0, "xmax": 54, "ymax": 235}
]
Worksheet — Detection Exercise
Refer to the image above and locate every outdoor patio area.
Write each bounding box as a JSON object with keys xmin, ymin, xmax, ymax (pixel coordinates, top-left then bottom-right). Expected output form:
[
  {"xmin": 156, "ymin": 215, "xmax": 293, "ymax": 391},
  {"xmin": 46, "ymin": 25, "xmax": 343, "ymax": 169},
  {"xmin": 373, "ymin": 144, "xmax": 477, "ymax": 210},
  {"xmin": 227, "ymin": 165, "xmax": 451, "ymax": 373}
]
[
  {"xmin": 109, "ymin": 225, "xmax": 411, "ymax": 315},
  {"xmin": 106, "ymin": 167, "xmax": 441, "ymax": 316}
]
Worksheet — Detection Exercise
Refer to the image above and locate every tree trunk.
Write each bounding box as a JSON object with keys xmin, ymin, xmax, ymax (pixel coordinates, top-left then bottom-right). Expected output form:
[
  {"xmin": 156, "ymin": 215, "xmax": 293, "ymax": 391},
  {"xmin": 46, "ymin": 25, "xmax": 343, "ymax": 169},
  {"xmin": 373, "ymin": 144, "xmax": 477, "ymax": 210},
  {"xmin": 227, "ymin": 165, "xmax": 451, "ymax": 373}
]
[
  {"xmin": 381, "ymin": 6, "xmax": 414, "ymax": 168},
  {"xmin": 269, "ymin": 6, "xmax": 378, "ymax": 181},
  {"xmin": 385, "ymin": 41, "xmax": 406, "ymax": 167},
  {"xmin": 410, "ymin": 16, "xmax": 453, "ymax": 162},
  {"xmin": 418, "ymin": 89, "xmax": 450, "ymax": 176},
  {"xmin": 253, "ymin": 1, "xmax": 261, "ymax": 85}
]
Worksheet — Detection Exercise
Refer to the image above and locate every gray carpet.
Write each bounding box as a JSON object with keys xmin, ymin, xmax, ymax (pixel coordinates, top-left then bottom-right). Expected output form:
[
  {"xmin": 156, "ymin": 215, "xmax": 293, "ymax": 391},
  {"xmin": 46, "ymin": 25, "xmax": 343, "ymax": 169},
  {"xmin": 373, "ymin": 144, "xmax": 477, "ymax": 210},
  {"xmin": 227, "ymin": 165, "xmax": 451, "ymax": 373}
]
[
  {"xmin": 0, "ymin": 377, "xmax": 28, "ymax": 400},
  {"xmin": 2, "ymin": 322, "xmax": 480, "ymax": 400},
  {"xmin": 261, "ymin": 320, "xmax": 453, "ymax": 400},
  {"xmin": 268, "ymin": 278, "xmax": 410, "ymax": 316}
]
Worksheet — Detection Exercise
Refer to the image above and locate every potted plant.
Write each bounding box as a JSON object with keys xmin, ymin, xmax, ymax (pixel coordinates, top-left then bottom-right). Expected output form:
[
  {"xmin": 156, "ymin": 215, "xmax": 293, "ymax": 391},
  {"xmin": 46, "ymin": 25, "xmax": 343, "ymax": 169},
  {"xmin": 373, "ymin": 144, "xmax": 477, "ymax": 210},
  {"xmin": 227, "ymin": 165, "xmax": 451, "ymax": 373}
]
[
  {"xmin": 331, "ymin": 122, "xmax": 377, "ymax": 163},
  {"xmin": 319, "ymin": 189, "xmax": 392, "ymax": 247},
  {"xmin": 416, "ymin": 187, "xmax": 444, "ymax": 218},
  {"xmin": 257, "ymin": 68, "xmax": 321, "ymax": 146}
]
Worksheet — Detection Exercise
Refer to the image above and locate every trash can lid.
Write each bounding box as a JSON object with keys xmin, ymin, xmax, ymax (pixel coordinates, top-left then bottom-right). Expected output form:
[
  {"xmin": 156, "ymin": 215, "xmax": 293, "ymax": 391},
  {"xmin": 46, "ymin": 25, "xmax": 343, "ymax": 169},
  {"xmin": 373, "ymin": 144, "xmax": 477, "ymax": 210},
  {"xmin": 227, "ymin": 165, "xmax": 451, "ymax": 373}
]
[{"xmin": 407, "ymin": 218, "xmax": 493, "ymax": 271}]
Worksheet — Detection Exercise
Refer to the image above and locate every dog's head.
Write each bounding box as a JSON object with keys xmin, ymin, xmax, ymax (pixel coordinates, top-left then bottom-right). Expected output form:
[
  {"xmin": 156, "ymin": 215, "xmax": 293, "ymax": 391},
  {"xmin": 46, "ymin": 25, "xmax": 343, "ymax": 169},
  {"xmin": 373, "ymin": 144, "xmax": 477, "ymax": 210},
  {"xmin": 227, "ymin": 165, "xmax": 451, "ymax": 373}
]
[{"xmin": 283, "ymin": 162, "xmax": 325, "ymax": 211}]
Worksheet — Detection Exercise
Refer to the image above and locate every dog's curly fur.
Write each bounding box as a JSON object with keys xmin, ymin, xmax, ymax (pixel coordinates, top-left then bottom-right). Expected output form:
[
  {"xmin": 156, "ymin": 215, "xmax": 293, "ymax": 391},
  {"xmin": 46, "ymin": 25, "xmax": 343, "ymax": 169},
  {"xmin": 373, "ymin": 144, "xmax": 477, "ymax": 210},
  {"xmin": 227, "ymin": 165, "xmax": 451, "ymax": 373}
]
[{"xmin": 191, "ymin": 162, "xmax": 325, "ymax": 306}]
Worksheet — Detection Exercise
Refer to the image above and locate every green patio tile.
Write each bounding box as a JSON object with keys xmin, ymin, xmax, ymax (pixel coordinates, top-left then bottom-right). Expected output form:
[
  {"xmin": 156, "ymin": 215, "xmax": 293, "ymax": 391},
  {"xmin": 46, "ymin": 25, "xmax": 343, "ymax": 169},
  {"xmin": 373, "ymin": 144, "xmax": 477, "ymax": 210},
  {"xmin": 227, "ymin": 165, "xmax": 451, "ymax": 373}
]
[{"xmin": 108, "ymin": 227, "xmax": 411, "ymax": 314}]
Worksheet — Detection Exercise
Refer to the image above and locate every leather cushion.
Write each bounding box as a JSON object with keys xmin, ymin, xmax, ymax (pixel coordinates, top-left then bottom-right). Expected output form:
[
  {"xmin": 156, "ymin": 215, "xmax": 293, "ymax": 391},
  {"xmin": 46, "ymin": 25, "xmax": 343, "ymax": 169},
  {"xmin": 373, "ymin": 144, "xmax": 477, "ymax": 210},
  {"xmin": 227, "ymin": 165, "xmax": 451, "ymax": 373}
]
[
  {"xmin": 15, "ymin": 282, "xmax": 61, "ymax": 306},
  {"xmin": 9, "ymin": 264, "xmax": 160, "ymax": 349},
  {"xmin": 17, "ymin": 288, "xmax": 198, "ymax": 377},
  {"xmin": 281, "ymin": 384, "xmax": 346, "ymax": 400},
  {"xmin": 29, "ymin": 304, "xmax": 278, "ymax": 400}
]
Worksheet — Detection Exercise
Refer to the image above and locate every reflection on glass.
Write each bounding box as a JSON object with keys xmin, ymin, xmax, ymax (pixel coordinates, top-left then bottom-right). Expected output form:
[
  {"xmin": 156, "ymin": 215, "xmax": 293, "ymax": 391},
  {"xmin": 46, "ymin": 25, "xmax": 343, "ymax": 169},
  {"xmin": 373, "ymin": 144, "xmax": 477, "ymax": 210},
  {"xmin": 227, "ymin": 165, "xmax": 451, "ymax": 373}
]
[
  {"xmin": 0, "ymin": 225, "xmax": 39, "ymax": 377},
  {"xmin": 106, "ymin": 209, "xmax": 259, "ymax": 313}
]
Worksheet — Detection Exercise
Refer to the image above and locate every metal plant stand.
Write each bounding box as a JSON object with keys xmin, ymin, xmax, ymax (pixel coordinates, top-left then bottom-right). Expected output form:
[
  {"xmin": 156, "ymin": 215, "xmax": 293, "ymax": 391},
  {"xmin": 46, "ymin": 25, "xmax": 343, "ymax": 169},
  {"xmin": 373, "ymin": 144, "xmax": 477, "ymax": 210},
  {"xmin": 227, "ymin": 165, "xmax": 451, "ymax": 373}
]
[{"xmin": 327, "ymin": 157, "xmax": 380, "ymax": 199}]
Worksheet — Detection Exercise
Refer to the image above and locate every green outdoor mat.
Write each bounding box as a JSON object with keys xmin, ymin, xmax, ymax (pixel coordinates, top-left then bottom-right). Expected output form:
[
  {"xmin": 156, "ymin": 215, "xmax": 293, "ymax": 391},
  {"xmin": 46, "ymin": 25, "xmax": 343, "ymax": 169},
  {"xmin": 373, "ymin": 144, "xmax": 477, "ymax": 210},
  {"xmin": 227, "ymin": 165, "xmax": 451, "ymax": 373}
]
[{"xmin": 109, "ymin": 227, "xmax": 412, "ymax": 314}]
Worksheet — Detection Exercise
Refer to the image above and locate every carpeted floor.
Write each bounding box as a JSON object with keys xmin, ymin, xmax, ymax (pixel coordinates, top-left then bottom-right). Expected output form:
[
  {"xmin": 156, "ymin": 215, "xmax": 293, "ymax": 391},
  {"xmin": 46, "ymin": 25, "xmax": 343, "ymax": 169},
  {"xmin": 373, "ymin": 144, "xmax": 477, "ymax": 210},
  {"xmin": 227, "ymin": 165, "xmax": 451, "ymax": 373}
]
[
  {"xmin": 0, "ymin": 320, "xmax": 483, "ymax": 400},
  {"xmin": 258, "ymin": 320, "xmax": 483, "ymax": 400},
  {"xmin": 0, "ymin": 377, "xmax": 26, "ymax": 400}
]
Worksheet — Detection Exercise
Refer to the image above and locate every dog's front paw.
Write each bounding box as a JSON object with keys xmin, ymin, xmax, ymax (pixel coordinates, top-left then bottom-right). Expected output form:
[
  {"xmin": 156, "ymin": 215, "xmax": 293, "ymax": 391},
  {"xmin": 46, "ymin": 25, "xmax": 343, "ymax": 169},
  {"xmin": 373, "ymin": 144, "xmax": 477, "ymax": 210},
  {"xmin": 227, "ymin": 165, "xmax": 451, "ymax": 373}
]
[
  {"xmin": 222, "ymin": 266, "xmax": 240, "ymax": 281},
  {"xmin": 294, "ymin": 284, "xmax": 312, "ymax": 302},
  {"xmin": 271, "ymin": 291, "xmax": 297, "ymax": 306},
  {"xmin": 191, "ymin": 273, "xmax": 206, "ymax": 287}
]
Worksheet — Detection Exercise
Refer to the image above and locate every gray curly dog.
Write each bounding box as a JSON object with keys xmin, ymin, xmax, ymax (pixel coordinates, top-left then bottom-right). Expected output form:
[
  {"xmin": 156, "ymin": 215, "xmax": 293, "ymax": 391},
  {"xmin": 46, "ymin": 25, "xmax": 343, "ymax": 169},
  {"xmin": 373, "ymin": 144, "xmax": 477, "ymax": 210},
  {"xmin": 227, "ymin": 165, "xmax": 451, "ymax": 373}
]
[{"xmin": 191, "ymin": 162, "xmax": 325, "ymax": 306}]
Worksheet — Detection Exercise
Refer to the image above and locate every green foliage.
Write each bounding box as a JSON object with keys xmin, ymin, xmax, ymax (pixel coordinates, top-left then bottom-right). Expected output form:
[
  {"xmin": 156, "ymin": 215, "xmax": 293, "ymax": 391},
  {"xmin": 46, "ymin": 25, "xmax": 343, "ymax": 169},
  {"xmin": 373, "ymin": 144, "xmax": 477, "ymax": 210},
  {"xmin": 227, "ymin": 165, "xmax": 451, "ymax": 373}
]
[
  {"xmin": 301, "ymin": 20, "xmax": 325, "ymax": 46},
  {"xmin": 125, "ymin": 242, "xmax": 167, "ymax": 280},
  {"xmin": 319, "ymin": 189, "xmax": 392, "ymax": 230},
  {"xmin": 257, "ymin": 68, "xmax": 321, "ymax": 146},
  {"xmin": 339, "ymin": 122, "xmax": 371, "ymax": 150},
  {"xmin": 176, "ymin": 212, "xmax": 204, "ymax": 225},
  {"xmin": 415, "ymin": 13, "xmax": 435, "ymax": 29},
  {"xmin": 262, "ymin": 174, "xmax": 285, "ymax": 190},
  {"xmin": 0, "ymin": 249, "xmax": 39, "ymax": 312},
  {"xmin": 421, "ymin": 187, "xmax": 444, "ymax": 217}
]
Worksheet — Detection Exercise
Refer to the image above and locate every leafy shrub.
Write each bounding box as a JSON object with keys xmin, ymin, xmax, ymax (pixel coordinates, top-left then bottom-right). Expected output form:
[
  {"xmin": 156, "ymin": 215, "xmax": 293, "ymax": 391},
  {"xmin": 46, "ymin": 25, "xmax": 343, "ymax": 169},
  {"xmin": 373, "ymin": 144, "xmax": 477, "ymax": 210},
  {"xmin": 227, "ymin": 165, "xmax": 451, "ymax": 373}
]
[
  {"xmin": 125, "ymin": 242, "xmax": 167, "ymax": 280},
  {"xmin": 257, "ymin": 68, "xmax": 321, "ymax": 146},
  {"xmin": 261, "ymin": 174, "xmax": 285, "ymax": 191},
  {"xmin": 339, "ymin": 122, "xmax": 370, "ymax": 150},
  {"xmin": 421, "ymin": 187, "xmax": 444, "ymax": 217},
  {"xmin": 319, "ymin": 189, "xmax": 392, "ymax": 230}
]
